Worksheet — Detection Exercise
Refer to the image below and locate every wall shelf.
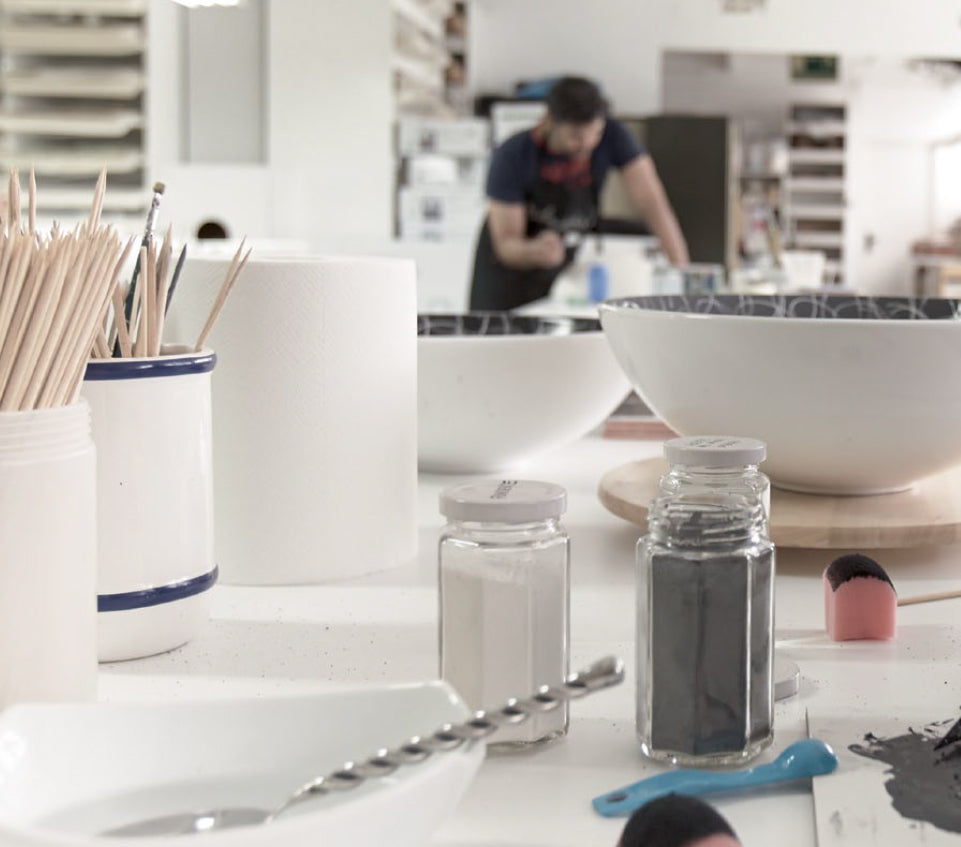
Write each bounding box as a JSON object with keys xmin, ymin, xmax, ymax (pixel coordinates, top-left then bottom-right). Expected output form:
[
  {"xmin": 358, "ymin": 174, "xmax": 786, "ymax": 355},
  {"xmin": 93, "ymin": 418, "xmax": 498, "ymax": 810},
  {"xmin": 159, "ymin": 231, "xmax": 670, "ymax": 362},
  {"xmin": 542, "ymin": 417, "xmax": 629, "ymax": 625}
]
[
  {"xmin": 0, "ymin": 68, "xmax": 146, "ymax": 99},
  {"xmin": 782, "ymin": 102, "xmax": 847, "ymax": 285},
  {"xmin": 0, "ymin": 0, "xmax": 147, "ymax": 15},
  {"xmin": 0, "ymin": 1, "xmax": 147, "ymax": 219}
]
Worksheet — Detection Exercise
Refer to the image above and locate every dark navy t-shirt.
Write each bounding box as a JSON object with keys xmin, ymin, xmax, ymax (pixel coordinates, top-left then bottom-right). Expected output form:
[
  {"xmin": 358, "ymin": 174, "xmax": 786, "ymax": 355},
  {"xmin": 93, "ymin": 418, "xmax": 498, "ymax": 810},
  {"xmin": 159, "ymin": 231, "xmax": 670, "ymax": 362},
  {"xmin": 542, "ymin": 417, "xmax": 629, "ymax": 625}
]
[{"xmin": 486, "ymin": 119, "xmax": 646, "ymax": 205}]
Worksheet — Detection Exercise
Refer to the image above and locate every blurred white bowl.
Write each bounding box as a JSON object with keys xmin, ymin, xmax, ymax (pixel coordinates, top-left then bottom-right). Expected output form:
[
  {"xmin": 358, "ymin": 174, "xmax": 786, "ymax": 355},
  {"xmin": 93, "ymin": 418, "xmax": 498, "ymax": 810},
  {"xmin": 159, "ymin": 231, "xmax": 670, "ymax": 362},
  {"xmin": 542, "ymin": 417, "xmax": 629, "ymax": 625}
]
[
  {"xmin": 418, "ymin": 314, "xmax": 631, "ymax": 473},
  {"xmin": 600, "ymin": 294, "xmax": 961, "ymax": 495},
  {"xmin": 0, "ymin": 682, "xmax": 482, "ymax": 847}
]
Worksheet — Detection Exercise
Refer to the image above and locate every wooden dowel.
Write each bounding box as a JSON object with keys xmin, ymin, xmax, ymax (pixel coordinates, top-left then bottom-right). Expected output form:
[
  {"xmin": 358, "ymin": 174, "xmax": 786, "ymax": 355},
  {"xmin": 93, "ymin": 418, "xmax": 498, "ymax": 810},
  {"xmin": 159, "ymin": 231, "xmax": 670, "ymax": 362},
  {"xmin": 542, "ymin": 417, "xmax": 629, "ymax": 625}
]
[{"xmin": 898, "ymin": 589, "xmax": 961, "ymax": 607}]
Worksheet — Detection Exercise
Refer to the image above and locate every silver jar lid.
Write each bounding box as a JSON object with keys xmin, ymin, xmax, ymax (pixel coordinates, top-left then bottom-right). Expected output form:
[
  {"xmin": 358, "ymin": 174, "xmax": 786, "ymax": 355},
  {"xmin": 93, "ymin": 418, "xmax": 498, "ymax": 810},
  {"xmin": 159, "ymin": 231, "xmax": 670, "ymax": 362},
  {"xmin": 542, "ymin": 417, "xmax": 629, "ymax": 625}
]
[
  {"xmin": 439, "ymin": 480, "xmax": 567, "ymax": 523},
  {"xmin": 664, "ymin": 435, "xmax": 767, "ymax": 467}
]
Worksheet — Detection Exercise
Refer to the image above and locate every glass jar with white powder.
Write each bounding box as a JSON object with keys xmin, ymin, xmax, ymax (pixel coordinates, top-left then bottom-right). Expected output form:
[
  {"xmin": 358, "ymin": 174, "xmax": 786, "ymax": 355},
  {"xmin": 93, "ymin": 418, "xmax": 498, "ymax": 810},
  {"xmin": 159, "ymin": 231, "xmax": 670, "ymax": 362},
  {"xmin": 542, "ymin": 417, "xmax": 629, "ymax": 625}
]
[{"xmin": 439, "ymin": 479, "xmax": 569, "ymax": 752}]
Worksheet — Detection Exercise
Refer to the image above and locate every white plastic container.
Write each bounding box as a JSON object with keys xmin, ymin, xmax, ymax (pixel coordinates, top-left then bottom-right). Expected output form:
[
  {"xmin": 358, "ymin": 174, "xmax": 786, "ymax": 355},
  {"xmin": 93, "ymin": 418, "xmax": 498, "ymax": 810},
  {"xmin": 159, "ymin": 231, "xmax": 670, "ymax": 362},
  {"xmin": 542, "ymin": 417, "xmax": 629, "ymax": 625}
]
[
  {"xmin": 82, "ymin": 347, "xmax": 217, "ymax": 662},
  {"xmin": 0, "ymin": 401, "xmax": 97, "ymax": 707}
]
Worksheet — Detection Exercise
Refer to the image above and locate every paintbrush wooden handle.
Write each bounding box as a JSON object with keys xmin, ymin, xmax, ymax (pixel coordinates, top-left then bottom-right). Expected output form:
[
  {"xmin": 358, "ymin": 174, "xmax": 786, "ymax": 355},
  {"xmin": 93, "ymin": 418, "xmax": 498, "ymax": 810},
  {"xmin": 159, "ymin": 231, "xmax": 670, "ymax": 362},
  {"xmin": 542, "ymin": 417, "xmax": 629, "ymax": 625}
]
[{"xmin": 897, "ymin": 589, "xmax": 961, "ymax": 607}]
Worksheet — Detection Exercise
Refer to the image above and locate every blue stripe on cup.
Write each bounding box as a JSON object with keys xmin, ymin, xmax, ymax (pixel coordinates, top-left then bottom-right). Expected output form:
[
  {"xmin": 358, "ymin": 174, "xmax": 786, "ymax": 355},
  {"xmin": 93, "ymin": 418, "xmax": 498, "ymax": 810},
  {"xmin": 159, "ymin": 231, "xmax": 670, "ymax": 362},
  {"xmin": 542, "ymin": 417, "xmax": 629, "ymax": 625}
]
[
  {"xmin": 98, "ymin": 566, "xmax": 218, "ymax": 612},
  {"xmin": 85, "ymin": 351, "xmax": 217, "ymax": 381}
]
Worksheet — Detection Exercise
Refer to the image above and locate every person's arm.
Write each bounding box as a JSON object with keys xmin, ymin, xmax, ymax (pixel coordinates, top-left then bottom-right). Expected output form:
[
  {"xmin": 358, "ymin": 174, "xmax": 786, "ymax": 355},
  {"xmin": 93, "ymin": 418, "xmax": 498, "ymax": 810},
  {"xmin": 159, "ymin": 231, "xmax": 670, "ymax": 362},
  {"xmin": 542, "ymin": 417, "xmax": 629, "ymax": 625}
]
[
  {"xmin": 488, "ymin": 200, "xmax": 565, "ymax": 270},
  {"xmin": 619, "ymin": 155, "xmax": 690, "ymax": 266}
]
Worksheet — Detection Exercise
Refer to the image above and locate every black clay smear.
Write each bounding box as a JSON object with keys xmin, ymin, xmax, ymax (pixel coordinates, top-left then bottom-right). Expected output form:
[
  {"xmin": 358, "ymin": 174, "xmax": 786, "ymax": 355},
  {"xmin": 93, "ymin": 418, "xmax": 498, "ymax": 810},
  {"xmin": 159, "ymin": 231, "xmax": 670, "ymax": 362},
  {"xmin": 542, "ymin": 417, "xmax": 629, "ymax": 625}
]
[{"xmin": 849, "ymin": 717, "xmax": 961, "ymax": 834}]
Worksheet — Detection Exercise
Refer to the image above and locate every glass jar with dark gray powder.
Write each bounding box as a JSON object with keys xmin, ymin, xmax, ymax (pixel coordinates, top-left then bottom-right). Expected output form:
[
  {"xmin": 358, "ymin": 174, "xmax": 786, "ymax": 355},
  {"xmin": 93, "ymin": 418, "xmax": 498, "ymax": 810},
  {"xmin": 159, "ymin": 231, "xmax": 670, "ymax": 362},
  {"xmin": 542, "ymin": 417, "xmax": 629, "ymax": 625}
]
[{"xmin": 637, "ymin": 462, "xmax": 775, "ymax": 765}]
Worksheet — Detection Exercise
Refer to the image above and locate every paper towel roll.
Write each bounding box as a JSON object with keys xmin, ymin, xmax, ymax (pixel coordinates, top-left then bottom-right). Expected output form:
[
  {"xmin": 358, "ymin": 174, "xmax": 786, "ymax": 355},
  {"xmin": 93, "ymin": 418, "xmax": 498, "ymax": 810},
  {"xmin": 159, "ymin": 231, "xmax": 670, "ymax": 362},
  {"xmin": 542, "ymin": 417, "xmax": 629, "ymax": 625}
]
[{"xmin": 165, "ymin": 256, "xmax": 418, "ymax": 585}]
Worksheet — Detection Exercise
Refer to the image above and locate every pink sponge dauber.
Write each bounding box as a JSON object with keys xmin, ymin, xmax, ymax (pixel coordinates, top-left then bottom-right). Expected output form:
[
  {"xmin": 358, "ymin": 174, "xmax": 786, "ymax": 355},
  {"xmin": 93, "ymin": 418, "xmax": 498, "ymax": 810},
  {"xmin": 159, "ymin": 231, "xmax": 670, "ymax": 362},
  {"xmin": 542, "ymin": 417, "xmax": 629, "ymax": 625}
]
[{"xmin": 823, "ymin": 553, "xmax": 897, "ymax": 641}]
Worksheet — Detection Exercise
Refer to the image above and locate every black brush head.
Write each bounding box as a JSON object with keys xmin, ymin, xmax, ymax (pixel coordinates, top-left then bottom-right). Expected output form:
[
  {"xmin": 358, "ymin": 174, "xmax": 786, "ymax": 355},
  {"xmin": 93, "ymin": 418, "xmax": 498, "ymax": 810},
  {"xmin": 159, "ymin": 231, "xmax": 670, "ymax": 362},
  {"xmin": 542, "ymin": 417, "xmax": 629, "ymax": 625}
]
[
  {"xmin": 825, "ymin": 553, "xmax": 894, "ymax": 591},
  {"xmin": 618, "ymin": 794, "xmax": 740, "ymax": 847}
]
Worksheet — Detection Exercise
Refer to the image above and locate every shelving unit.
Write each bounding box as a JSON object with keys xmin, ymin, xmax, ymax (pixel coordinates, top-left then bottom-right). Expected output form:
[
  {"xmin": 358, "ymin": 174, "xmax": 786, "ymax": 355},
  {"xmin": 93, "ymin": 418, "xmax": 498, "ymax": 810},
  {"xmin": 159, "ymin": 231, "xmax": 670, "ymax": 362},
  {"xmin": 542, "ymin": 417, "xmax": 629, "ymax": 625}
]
[
  {"xmin": 0, "ymin": 0, "xmax": 148, "ymax": 221},
  {"xmin": 782, "ymin": 103, "xmax": 847, "ymax": 286},
  {"xmin": 392, "ymin": 0, "xmax": 485, "ymax": 242},
  {"xmin": 391, "ymin": 0, "xmax": 450, "ymax": 117}
]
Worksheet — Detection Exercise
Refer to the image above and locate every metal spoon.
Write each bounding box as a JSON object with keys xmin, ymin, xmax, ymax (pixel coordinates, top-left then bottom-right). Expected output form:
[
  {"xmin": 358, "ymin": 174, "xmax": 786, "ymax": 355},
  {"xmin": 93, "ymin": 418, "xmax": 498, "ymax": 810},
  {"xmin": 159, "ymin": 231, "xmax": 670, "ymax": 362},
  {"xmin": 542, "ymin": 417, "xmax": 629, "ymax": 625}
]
[{"xmin": 103, "ymin": 656, "xmax": 625, "ymax": 837}]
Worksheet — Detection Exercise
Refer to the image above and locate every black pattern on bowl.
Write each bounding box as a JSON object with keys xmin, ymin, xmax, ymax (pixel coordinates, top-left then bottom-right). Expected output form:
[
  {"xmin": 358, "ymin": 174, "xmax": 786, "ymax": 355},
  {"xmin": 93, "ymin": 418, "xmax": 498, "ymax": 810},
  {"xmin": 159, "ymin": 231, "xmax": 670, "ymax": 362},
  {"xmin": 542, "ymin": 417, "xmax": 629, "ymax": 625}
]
[
  {"xmin": 418, "ymin": 313, "xmax": 601, "ymax": 336},
  {"xmin": 603, "ymin": 295, "xmax": 961, "ymax": 320}
]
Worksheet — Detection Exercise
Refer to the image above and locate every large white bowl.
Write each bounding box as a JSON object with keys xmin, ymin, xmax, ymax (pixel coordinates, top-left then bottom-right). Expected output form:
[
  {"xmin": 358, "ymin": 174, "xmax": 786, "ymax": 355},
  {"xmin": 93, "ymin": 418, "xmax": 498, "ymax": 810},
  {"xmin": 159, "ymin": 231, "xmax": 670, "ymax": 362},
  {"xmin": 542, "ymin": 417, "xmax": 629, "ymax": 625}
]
[
  {"xmin": 418, "ymin": 314, "xmax": 631, "ymax": 473},
  {"xmin": 0, "ymin": 682, "xmax": 482, "ymax": 847},
  {"xmin": 599, "ymin": 294, "xmax": 961, "ymax": 495}
]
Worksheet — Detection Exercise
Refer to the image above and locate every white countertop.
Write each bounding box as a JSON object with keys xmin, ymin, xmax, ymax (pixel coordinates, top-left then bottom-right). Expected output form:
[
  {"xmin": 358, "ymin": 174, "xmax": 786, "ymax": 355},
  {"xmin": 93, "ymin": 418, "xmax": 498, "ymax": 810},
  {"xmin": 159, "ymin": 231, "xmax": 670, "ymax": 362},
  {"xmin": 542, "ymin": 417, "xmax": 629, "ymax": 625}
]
[{"xmin": 99, "ymin": 434, "xmax": 961, "ymax": 846}]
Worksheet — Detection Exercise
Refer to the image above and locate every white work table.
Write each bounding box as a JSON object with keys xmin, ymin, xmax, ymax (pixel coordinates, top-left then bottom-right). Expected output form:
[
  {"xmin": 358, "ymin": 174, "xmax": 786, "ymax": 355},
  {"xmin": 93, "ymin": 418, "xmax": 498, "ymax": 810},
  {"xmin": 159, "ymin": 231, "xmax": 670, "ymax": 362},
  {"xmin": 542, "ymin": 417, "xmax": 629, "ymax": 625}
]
[{"xmin": 99, "ymin": 434, "xmax": 961, "ymax": 846}]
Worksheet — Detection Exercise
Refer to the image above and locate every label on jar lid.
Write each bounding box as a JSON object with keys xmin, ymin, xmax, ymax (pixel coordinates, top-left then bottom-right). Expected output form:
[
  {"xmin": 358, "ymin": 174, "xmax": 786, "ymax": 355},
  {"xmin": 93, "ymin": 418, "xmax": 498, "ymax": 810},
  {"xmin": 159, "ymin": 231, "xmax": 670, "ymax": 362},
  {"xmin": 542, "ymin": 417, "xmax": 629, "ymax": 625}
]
[
  {"xmin": 664, "ymin": 436, "xmax": 767, "ymax": 468},
  {"xmin": 439, "ymin": 479, "xmax": 567, "ymax": 523}
]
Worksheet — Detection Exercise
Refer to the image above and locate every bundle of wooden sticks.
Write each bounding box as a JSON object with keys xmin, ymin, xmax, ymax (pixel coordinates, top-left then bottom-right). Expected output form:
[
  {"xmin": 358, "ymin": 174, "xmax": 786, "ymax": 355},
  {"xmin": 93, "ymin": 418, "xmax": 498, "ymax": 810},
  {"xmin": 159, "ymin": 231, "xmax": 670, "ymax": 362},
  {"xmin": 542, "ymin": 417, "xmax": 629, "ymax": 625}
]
[
  {"xmin": 0, "ymin": 168, "xmax": 250, "ymax": 412},
  {"xmin": 0, "ymin": 169, "xmax": 133, "ymax": 411}
]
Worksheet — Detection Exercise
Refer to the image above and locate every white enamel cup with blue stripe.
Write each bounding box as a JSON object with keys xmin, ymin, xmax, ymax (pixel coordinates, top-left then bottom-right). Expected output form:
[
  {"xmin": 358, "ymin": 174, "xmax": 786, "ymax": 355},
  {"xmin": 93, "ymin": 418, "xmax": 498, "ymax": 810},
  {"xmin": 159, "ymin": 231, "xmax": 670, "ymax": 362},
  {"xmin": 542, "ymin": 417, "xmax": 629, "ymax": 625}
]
[{"xmin": 82, "ymin": 346, "xmax": 217, "ymax": 662}]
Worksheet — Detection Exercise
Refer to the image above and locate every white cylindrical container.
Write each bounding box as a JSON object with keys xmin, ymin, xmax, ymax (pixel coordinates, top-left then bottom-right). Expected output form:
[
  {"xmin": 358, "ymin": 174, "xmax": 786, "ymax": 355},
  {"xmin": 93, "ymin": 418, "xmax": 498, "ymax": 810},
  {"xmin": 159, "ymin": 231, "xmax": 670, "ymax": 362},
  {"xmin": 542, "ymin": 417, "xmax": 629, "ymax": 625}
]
[
  {"xmin": 82, "ymin": 347, "xmax": 217, "ymax": 662},
  {"xmin": 0, "ymin": 401, "xmax": 97, "ymax": 707},
  {"xmin": 439, "ymin": 480, "xmax": 570, "ymax": 752},
  {"xmin": 164, "ymin": 256, "xmax": 418, "ymax": 585}
]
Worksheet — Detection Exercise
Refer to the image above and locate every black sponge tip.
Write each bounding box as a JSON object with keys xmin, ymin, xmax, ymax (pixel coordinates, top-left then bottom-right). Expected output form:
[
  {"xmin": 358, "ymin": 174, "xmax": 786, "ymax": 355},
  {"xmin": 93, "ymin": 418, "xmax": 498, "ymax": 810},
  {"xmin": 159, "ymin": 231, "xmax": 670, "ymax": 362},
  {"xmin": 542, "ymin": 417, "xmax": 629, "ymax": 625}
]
[{"xmin": 825, "ymin": 553, "xmax": 894, "ymax": 592}]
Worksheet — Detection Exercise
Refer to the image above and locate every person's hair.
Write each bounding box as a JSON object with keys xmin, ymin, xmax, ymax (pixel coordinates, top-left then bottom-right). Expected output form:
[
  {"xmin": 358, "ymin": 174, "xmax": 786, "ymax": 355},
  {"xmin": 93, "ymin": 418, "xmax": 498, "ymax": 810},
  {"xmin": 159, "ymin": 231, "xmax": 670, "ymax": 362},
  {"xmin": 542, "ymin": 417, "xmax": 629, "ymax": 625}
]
[
  {"xmin": 618, "ymin": 794, "xmax": 739, "ymax": 847},
  {"xmin": 546, "ymin": 76, "xmax": 609, "ymax": 124}
]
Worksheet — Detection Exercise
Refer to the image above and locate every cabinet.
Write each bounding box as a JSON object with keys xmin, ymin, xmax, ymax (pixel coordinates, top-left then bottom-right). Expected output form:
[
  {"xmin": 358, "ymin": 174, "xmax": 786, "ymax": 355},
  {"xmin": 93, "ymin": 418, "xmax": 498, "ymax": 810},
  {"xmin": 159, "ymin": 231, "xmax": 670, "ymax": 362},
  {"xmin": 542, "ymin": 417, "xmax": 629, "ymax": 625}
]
[
  {"xmin": 782, "ymin": 103, "xmax": 847, "ymax": 285},
  {"xmin": 0, "ymin": 0, "xmax": 148, "ymax": 220},
  {"xmin": 601, "ymin": 115, "xmax": 739, "ymax": 268}
]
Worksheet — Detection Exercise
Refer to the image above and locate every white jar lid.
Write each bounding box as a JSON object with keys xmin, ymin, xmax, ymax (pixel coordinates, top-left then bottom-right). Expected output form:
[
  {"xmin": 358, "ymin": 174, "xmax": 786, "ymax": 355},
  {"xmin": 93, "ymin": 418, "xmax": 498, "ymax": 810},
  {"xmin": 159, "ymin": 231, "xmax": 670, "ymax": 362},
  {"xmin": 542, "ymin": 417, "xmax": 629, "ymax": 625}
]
[
  {"xmin": 664, "ymin": 435, "xmax": 767, "ymax": 467},
  {"xmin": 439, "ymin": 480, "xmax": 567, "ymax": 522}
]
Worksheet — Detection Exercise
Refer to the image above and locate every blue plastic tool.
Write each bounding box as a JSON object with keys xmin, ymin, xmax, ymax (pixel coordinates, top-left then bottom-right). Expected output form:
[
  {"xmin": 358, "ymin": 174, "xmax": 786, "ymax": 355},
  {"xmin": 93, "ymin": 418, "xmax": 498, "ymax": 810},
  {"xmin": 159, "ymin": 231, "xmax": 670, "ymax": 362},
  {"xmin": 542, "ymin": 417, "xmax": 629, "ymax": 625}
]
[{"xmin": 591, "ymin": 738, "xmax": 838, "ymax": 818}]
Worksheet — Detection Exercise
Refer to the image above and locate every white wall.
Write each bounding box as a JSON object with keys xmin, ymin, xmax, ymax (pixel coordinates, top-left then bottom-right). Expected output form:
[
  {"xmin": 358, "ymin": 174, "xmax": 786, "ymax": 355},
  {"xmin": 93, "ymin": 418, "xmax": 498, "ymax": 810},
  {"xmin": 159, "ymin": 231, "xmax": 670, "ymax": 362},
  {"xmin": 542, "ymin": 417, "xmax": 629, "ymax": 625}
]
[
  {"xmin": 468, "ymin": 1, "xmax": 662, "ymax": 114},
  {"xmin": 469, "ymin": 0, "xmax": 961, "ymax": 108},
  {"xmin": 662, "ymin": 53, "xmax": 961, "ymax": 293},
  {"xmin": 147, "ymin": 0, "xmax": 394, "ymax": 244}
]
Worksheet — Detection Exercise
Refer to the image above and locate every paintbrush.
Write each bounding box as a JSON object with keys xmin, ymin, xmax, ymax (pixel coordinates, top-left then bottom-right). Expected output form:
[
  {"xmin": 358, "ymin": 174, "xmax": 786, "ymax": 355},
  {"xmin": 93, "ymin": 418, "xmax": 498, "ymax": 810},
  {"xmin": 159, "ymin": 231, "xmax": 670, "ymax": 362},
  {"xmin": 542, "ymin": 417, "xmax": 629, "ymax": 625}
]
[
  {"xmin": 164, "ymin": 244, "xmax": 187, "ymax": 315},
  {"xmin": 118, "ymin": 181, "xmax": 165, "ymax": 351}
]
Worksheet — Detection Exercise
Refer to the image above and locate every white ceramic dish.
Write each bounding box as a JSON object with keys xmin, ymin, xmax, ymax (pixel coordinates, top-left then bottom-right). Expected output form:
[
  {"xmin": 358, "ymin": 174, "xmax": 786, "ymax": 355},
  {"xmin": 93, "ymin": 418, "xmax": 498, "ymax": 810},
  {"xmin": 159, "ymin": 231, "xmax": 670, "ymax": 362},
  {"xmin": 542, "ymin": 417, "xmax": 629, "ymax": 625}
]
[
  {"xmin": 0, "ymin": 682, "xmax": 481, "ymax": 847},
  {"xmin": 418, "ymin": 314, "xmax": 631, "ymax": 473},
  {"xmin": 600, "ymin": 294, "xmax": 961, "ymax": 495}
]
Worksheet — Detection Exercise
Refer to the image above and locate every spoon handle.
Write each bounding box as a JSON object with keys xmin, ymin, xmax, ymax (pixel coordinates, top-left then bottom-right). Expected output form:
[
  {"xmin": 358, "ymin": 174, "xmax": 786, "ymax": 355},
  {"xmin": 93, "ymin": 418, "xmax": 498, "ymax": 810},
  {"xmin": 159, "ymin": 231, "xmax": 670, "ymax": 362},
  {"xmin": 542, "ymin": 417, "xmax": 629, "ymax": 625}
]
[
  {"xmin": 592, "ymin": 760, "xmax": 782, "ymax": 818},
  {"xmin": 270, "ymin": 656, "xmax": 625, "ymax": 821}
]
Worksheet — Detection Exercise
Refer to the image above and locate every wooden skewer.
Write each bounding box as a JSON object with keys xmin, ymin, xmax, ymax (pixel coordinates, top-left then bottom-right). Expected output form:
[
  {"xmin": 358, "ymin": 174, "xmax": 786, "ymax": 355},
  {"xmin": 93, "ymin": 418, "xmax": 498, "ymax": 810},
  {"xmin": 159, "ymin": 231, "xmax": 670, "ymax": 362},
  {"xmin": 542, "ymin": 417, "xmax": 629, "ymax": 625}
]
[
  {"xmin": 898, "ymin": 589, "xmax": 961, "ymax": 607},
  {"xmin": 66, "ymin": 249, "xmax": 129, "ymax": 405},
  {"xmin": 28, "ymin": 168, "xmax": 36, "ymax": 236},
  {"xmin": 194, "ymin": 242, "xmax": 251, "ymax": 351},
  {"xmin": 8, "ymin": 169, "xmax": 20, "ymax": 233},
  {"xmin": 38, "ymin": 230, "xmax": 124, "ymax": 408},
  {"xmin": 146, "ymin": 237, "xmax": 159, "ymax": 356},
  {"xmin": 112, "ymin": 281, "xmax": 133, "ymax": 358},
  {"xmin": 154, "ymin": 224, "xmax": 174, "ymax": 350},
  {"xmin": 88, "ymin": 167, "xmax": 106, "ymax": 232},
  {"xmin": 93, "ymin": 332, "xmax": 111, "ymax": 360},
  {"xmin": 0, "ymin": 240, "xmax": 42, "ymax": 408},
  {"xmin": 135, "ymin": 245, "xmax": 149, "ymax": 357},
  {"xmin": 5, "ymin": 236, "xmax": 72, "ymax": 410},
  {"xmin": 54, "ymin": 234, "xmax": 134, "ymax": 406}
]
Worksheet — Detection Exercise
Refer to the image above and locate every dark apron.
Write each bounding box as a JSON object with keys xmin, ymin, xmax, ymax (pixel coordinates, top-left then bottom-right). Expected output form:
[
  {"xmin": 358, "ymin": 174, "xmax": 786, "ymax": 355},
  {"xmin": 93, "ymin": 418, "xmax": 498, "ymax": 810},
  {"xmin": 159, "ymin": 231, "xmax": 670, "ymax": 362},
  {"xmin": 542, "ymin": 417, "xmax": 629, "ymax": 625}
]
[{"xmin": 468, "ymin": 146, "xmax": 598, "ymax": 312}]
